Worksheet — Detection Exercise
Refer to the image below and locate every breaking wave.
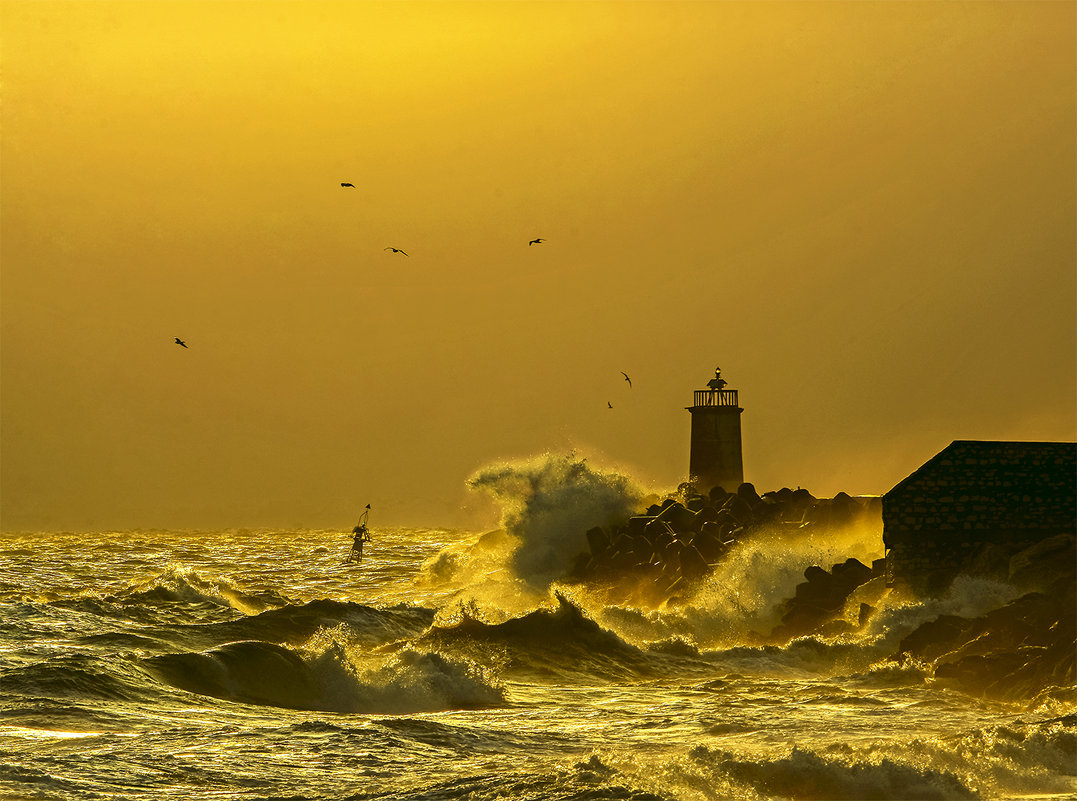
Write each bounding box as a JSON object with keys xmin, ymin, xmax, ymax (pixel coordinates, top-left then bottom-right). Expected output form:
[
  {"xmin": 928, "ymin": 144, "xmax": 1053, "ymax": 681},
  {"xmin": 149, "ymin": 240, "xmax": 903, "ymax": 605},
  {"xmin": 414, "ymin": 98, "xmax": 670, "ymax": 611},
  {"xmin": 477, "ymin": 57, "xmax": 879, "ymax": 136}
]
[
  {"xmin": 466, "ymin": 453, "xmax": 644, "ymax": 584},
  {"xmin": 145, "ymin": 637, "xmax": 504, "ymax": 714},
  {"xmin": 423, "ymin": 592, "xmax": 659, "ymax": 681}
]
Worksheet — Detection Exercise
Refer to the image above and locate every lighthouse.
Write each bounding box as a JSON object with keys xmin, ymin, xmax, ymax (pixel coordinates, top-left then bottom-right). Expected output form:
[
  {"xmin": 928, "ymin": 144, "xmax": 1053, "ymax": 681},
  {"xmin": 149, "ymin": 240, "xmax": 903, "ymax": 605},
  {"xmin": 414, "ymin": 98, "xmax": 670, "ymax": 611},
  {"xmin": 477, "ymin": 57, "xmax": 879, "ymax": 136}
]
[{"xmin": 686, "ymin": 367, "xmax": 744, "ymax": 494}]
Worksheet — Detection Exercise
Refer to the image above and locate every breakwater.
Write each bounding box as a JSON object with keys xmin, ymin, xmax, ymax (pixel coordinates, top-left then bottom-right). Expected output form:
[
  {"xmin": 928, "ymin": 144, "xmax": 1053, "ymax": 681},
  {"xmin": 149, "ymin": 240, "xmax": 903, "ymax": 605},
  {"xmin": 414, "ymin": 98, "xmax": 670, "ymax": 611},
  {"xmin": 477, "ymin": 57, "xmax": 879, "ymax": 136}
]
[
  {"xmin": 572, "ymin": 481, "xmax": 881, "ymax": 603},
  {"xmin": 567, "ymin": 480, "xmax": 1075, "ymax": 703}
]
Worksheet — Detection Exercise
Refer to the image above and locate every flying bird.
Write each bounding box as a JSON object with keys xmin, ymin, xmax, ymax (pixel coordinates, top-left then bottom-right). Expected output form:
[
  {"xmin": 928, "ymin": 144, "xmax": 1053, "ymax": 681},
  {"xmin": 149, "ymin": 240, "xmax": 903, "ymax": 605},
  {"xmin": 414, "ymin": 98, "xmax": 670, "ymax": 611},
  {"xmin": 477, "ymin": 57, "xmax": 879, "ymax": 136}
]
[
  {"xmin": 621, "ymin": 371, "xmax": 632, "ymax": 388},
  {"xmin": 340, "ymin": 182, "xmax": 355, "ymax": 188},
  {"xmin": 529, "ymin": 238, "xmax": 544, "ymax": 246},
  {"xmin": 174, "ymin": 337, "xmax": 188, "ymax": 348},
  {"xmin": 608, "ymin": 401, "xmax": 613, "ymax": 409},
  {"xmin": 384, "ymin": 247, "xmax": 408, "ymax": 256}
]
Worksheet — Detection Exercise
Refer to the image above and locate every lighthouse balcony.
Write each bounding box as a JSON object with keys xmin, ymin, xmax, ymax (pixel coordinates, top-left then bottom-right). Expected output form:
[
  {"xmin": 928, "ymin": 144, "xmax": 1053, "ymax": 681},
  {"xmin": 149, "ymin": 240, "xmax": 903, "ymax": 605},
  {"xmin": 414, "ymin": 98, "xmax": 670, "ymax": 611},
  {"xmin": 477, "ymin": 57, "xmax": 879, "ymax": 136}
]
[{"xmin": 692, "ymin": 389, "xmax": 739, "ymax": 407}]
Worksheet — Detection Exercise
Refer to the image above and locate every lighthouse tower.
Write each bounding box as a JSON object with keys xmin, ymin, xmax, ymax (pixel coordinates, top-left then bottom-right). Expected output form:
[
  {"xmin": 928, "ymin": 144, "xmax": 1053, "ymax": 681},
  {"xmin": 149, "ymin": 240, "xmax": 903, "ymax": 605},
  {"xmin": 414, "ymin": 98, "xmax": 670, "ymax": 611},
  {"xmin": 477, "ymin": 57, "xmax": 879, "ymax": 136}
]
[{"xmin": 686, "ymin": 367, "xmax": 744, "ymax": 494}]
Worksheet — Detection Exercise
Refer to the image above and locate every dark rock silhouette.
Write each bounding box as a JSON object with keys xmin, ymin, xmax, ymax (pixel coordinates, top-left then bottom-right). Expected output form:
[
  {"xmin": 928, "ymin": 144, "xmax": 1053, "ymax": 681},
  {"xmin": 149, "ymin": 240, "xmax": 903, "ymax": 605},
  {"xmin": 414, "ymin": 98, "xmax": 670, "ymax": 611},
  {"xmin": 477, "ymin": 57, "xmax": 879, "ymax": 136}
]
[
  {"xmin": 898, "ymin": 589, "xmax": 1076, "ymax": 701},
  {"xmin": 564, "ymin": 473, "xmax": 1074, "ymax": 701},
  {"xmin": 569, "ymin": 482, "xmax": 880, "ymax": 605},
  {"xmin": 768, "ymin": 558, "xmax": 883, "ymax": 642}
]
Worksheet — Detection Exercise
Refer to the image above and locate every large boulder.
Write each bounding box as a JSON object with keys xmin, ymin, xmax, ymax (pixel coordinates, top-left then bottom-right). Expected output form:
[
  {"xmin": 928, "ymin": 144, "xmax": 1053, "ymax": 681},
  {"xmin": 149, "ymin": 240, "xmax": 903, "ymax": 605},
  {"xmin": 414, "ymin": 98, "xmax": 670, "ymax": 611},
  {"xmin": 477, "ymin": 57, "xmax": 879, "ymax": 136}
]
[
  {"xmin": 1008, "ymin": 534, "xmax": 1076, "ymax": 594},
  {"xmin": 898, "ymin": 592, "xmax": 1076, "ymax": 700}
]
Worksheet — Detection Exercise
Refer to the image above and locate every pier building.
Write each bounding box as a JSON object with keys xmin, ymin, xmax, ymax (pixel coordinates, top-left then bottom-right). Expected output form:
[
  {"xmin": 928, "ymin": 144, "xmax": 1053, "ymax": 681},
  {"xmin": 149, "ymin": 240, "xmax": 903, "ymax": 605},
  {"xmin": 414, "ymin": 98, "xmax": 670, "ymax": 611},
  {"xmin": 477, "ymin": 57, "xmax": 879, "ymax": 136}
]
[{"xmin": 882, "ymin": 440, "xmax": 1076, "ymax": 594}]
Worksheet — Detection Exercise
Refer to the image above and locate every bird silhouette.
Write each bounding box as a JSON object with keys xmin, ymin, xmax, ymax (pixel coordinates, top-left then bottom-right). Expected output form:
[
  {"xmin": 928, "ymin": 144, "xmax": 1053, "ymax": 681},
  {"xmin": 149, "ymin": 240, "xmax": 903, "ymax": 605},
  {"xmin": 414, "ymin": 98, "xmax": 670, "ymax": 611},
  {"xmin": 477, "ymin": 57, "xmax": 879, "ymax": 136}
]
[
  {"xmin": 384, "ymin": 247, "xmax": 408, "ymax": 256},
  {"xmin": 608, "ymin": 401, "xmax": 613, "ymax": 409},
  {"xmin": 621, "ymin": 371, "xmax": 632, "ymax": 388},
  {"xmin": 174, "ymin": 337, "xmax": 188, "ymax": 348},
  {"xmin": 340, "ymin": 182, "xmax": 355, "ymax": 188},
  {"xmin": 529, "ymin": 238, "xmax": 544, "ymax": 246}
]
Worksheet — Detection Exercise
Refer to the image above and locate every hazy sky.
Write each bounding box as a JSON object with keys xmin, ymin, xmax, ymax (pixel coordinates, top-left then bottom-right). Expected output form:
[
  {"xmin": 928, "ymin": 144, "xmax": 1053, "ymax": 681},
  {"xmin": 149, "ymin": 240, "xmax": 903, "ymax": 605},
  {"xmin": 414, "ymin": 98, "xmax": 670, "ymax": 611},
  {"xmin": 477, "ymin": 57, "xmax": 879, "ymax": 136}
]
[{"xmin": 2, "ymin": 1, "xmax": 1074, "ymax": 532}]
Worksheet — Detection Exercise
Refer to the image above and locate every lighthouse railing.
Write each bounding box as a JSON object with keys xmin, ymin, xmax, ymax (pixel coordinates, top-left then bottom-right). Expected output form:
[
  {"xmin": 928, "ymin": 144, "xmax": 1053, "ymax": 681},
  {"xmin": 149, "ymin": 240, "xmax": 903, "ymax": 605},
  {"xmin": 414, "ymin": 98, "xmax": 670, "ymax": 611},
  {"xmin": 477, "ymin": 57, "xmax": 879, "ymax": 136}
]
[{"xmin": 693, "ymin": 389, "xmax": 739, "ymax": 407}]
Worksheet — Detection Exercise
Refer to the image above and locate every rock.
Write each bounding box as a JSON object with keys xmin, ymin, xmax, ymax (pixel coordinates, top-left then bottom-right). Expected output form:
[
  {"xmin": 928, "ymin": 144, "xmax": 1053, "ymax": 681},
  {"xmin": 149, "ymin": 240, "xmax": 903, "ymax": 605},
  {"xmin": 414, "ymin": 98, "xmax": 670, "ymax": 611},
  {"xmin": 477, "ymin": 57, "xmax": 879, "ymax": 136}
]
[
  {"xmin": 898, "ymin": 614, "xmax": 977, "ymax": 663},
  {"xmin": 736, "ymin": 482, "xmax": 761, "ymax": 508},
  {"xmin": 655, "ymin": 501, "xmax": 695, "ymax": 532},
  {"xmin": 679, "ymin": 544, "xmax": 709, "ymax": 579},
  {"xmin": 708, "ymin": 485, "xmax": 729, "ymax": 504},
  {"xmin": 585, "ymin": 527, "xmax": 609, "ymax": 559},
  {"xmin": 858, "ymin": 603, "xmax": 876, "ymax": 627},
  {"xmin": 721, "ymin": 494, "xmax": 754, "ymax": 525},
  {"xmin": 896, "ymin": 591, "xmax": 1076, "ymax": 700},
  {"xmin": 693, "ymin": 528, "xmax": 726, "ymax": 561},
  {"xmin": 694, "ymin": 505, "xmax": 720, "ymax": 527},
  {"xmin": 934, "ymin": 652, "xmax": 1027, "ymax": 696},
  {"xmin": 960, "ymin": 543, "xmax": 1011, "ymax": 582},
  {"xmin": 1008, "ymin": 534, "xmax": 1076, "ymax": 593}
]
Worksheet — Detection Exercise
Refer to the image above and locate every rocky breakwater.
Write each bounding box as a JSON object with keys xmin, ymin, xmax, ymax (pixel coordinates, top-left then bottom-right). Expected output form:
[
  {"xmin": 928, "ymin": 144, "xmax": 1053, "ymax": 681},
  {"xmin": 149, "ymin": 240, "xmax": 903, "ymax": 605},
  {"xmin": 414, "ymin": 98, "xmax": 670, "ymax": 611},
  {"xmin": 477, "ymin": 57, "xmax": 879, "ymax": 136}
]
[
  {"xmin": 768, "ymin": 556, "xmax": 887, "ymax": 642},
  {"xmin": 570, "ymin": 482, "xmax": 880, "ymax": 603},
  {"xmin": 895, "ymin": 534, "xmax": 1076, "ymax": 702}
]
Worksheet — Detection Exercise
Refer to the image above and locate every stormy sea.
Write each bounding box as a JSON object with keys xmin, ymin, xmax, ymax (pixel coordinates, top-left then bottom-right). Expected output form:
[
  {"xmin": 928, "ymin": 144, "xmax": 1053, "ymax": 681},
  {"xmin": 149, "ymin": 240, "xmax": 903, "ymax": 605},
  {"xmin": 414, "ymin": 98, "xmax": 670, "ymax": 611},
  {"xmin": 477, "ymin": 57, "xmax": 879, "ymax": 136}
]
[{"xmin": 3, "ymin": 457, "xmax": 1075, "ymax": 801}]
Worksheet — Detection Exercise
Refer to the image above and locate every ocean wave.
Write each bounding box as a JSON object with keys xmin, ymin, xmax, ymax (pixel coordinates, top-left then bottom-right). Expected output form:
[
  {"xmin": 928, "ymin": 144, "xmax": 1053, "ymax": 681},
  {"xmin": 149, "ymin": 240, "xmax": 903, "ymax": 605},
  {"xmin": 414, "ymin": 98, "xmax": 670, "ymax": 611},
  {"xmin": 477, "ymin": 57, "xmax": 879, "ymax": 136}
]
[
  {"xmin": 690, "ymin": 744, "xmax": 980, "ymax": 800},
  {"xmin": 683, "ymin": 715, "xmax": 1077, "ymax": 800},
  {"xmin": 422, "ymin": 593, "xmax": 655, "ymax": 681},
  {"xmin": 902, "ymin": 715, "xmax": 1077, "ymax": 797},
  {"xmin": 467, "ymin": 453, "xmax": 644, "ymax": 586},
  {"xmin": 123, "ymin": 599, "xmax": 436, "ymax": 653},
  {"xmin": 2, "ymin": 652, "xmax": 160, "ymax": 705},
  {"xmin": 700, "ymin": 635, "xmax": 884, "ymax": 678},
  {"xmin": 218, "ymin": 599, "xmax": 436, "ymax": 648},
  {"xmin": 144, "ymin": 638, "xmax": 504, "ymax": 714},
  {"xmin": 48, "ymin": 566, "xmax": 291, "ymax": 626},
  {"xmin": 831, "ymin": 660, "xmax": 930, "ymax": 689}
]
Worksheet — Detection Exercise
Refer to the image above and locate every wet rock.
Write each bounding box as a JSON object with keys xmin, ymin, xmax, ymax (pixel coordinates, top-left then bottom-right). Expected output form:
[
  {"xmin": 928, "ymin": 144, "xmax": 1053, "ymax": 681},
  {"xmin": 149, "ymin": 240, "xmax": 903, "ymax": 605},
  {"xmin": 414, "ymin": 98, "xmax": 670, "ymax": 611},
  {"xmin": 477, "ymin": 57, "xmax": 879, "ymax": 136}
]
[
  {"xmin": 736, "ymin": 482, "xmax": 762, "ymax": 508},
  {"xmin": 655, "ymin": 501, "xmax": 696, "ymax": 532},
  {"xmin": 707, "ymin": 485, "xmax": 729, "ymax": 504},
  {"xmin": 770, "ymin": 560, "xmax": 880, "ymax": 642},
  {"xmin": 831, "ymin": 558, "xmax": 873, "ymax": 588},
  {"xmin": 721, "ymin": 494, "xmax": 754, "ymax": 526},
  {"xmin": 585, "ymin": 527, "xmax": 610, "ymax": 559},
  {"xmin": 1008, "ymin": 534, "xmax": 1076, "ymax": 593},
  {"xmin": 858, "ymin": 603, "xmax": 876, "ymax": 627},
  {"xmin": 898, "ymin": 614, "xmax": 977, "ymax": 663},
  {"xmin": 897, "ymin": 591, "xmax": 1076, "ymax": 700}
]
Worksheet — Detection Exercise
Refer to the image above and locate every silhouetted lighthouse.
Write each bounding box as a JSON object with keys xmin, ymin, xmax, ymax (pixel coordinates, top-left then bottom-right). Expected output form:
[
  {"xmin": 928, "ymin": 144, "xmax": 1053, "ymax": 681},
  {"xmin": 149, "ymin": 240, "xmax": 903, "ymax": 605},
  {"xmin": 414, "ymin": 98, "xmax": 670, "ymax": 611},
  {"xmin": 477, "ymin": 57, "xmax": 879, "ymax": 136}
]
[{"xmin": 686, "ymin": 367, "xmax": 744, "ymax": 493}]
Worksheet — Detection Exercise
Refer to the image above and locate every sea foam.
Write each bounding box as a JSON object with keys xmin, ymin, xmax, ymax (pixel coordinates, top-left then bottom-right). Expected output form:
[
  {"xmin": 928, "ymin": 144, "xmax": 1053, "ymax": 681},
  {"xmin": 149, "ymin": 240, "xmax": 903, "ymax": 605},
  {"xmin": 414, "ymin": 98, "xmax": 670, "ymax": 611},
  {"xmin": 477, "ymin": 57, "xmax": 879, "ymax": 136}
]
[{"xmin": 466, "ymin": 452, "xmax": 644, "ymax": 585}]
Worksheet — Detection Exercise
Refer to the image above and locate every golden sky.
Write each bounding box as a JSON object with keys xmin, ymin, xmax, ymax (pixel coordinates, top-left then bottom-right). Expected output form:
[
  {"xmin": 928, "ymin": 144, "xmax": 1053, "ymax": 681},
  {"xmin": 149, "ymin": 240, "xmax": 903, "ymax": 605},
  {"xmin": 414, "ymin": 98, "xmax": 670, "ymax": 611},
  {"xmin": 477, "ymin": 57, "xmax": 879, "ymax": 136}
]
[{"xmin": 2, "ymin": 0, "xmax": 1074, "ymax": 531}]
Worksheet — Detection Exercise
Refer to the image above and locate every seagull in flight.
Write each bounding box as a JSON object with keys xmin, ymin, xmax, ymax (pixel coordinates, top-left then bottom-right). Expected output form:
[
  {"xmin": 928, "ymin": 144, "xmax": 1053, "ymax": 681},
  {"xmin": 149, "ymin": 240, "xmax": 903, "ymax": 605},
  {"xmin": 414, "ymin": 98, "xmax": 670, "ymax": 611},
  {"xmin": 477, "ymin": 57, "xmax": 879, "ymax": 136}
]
[
  {"xmin": 608, "ymin": 401, "xmax": 613, "ymax": 409},
  {"xmin": 341, "ymin": 182, "xmax": 356, "ymax": 188},
  {"xmin": 384, "ymin": 247, "xmax": 408, "ymax": 256},
  {"xmin": 621, "ymin": 371, "xmax": 632, "ymax": 388},
  {"xmin": 529, "ymin": 238, "xmax": 544, "ymax": 246},
  {"xmin": 174, "ymin": 337, "xmax": 188, "ymax": 348}
]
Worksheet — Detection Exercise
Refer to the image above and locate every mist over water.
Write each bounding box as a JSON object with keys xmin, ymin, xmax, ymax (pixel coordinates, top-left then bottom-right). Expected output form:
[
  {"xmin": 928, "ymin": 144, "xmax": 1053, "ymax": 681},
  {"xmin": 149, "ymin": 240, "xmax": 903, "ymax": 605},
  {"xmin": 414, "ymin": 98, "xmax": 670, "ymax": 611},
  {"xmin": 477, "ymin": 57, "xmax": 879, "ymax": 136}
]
[{"xmin": 2, "ymin": 455, "xmax": 1074, "ymax": 800}]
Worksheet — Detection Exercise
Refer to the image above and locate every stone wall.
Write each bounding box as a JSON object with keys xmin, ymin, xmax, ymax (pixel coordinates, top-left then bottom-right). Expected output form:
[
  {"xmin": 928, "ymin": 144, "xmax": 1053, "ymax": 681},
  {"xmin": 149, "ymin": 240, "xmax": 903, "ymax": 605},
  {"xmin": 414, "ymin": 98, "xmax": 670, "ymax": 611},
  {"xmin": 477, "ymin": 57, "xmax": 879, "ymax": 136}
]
[{"xmin": 883, "ymin": 441, "xmax": 1076, "ymax": 593}]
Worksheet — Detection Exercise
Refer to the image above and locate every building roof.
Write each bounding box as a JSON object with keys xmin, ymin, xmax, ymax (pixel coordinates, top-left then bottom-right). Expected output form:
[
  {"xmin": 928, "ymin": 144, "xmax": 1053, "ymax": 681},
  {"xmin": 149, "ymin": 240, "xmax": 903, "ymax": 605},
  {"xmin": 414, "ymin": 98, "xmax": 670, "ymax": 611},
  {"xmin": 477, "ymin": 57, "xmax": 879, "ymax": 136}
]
[
  {"xmin": 883, "ymin": 440, "xmax": 1076, "ymax": 539},
  {"xmin": 886, "ymin": 440, "xmax": 1075, "ymax": 497}
]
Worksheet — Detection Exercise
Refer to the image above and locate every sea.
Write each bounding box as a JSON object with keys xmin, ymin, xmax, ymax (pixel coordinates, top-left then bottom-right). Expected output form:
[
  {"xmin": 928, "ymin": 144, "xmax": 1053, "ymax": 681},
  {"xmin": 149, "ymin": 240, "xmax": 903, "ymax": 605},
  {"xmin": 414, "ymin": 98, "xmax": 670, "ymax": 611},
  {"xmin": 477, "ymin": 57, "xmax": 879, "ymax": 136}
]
[{"xmin": 3, "ymin": 464, "xmax": 1075, "ymax": 801}]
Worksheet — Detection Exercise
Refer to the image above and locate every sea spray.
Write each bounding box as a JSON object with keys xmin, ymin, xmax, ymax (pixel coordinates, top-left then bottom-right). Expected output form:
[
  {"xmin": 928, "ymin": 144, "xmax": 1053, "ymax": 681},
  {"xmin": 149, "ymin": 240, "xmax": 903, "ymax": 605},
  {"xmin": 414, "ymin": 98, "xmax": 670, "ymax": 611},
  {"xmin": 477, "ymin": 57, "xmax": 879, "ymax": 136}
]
[
  {"xmin": 301, "ymin": 625, "xmax": 507, "ymax": 713},
  {"xmin": 466, "ymin": 453, "xmax": 644, "ymax": 585},
  {"xmin": 592, "ymin": 519, "xmax": 885, "ymax": 649}
]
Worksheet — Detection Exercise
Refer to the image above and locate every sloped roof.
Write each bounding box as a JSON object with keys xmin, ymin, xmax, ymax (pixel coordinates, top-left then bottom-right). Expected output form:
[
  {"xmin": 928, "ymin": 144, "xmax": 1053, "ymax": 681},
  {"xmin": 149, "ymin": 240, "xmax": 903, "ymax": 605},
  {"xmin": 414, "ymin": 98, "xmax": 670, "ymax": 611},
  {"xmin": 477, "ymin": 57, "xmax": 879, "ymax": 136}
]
[{"xmin": 886, "ymin": 441, "xmax": 1075, "ymax": 500}]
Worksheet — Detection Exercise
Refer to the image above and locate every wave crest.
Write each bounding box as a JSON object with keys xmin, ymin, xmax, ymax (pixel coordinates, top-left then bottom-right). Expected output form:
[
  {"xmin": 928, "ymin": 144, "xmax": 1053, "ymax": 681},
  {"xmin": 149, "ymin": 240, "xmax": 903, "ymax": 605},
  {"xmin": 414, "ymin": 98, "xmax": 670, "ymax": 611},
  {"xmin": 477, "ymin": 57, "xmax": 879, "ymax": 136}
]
[{"xmin": 467, "ymin": 453, "xmax": 643, "ymax": 584}]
